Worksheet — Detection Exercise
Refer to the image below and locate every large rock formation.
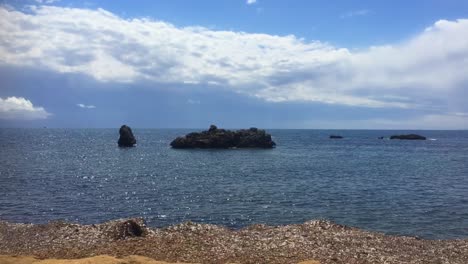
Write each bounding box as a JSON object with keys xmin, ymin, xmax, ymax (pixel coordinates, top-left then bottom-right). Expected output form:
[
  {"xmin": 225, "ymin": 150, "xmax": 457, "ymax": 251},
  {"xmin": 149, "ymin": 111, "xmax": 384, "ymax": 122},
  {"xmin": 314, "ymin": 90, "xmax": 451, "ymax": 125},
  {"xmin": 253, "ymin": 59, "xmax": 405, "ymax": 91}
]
[
  {"xmin": 170, "ymin": 125, "xmax": 276, "ymax": 149},
  {"xmin": 329, "ymin": 135, "xmax": 343, "ymax": 139},
  {"xmin": 390, "ymin": 134, "xmax": 426, "ymax": 140},
  {"xmin": 118, "ymin": 125, "xmax": 137, "ymax": 147}
]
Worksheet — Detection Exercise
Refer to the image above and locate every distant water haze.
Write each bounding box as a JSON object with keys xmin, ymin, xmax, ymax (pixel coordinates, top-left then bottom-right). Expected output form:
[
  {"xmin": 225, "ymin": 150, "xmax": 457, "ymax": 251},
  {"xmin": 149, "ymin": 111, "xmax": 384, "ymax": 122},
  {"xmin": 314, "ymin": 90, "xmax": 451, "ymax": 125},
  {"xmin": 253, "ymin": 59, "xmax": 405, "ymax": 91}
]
[{"xmin": 0, "ymin": 128, "xmax": 467, "ymax": 239}]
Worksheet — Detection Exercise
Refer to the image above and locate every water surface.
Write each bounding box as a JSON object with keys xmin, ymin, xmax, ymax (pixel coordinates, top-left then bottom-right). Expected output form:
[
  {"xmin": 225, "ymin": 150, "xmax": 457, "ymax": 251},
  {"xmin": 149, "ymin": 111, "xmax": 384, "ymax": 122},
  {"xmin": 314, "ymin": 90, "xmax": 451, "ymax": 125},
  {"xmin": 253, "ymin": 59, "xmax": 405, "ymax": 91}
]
[{"xmin": 1, "ymin": 128, "xmax": 467, "ymax": 239}]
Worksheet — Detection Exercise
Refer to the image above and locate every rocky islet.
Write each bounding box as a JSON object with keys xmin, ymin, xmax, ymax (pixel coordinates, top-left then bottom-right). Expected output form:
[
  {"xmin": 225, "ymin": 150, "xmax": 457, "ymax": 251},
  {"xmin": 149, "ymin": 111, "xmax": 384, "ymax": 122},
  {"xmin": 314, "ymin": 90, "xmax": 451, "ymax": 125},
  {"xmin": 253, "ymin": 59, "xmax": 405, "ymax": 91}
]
[
  {"xmin": 118, "ymin": 125, "xmax": 137, "ymax": 147},
  {"xmin": 170, "ymin": 125, "xmax": 276, "ymax": 149}
]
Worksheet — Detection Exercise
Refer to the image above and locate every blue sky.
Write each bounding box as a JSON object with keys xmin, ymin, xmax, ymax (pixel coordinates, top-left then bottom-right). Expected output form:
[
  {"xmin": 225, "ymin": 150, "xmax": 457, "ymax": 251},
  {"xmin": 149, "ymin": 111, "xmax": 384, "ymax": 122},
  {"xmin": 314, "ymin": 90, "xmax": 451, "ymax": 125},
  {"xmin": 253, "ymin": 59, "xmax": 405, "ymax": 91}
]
[{"xmin": 0, "ymin": 0, "xmax": 467, "ymax": 129}]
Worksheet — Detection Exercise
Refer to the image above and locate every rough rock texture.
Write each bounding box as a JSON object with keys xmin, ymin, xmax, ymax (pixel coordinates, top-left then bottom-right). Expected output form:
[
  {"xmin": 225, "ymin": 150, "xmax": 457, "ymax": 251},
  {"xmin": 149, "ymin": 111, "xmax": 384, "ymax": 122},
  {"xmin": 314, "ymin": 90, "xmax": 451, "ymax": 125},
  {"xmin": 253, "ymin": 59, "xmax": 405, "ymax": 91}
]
[
  {"xmin": 118, "ymin": 125, "xmax": 137, "ymax": 147},
  {"xmin": 170, "ymin": 125, "xmax": 275, "ymax": 149},
  {"xmin": 329, "ymin": 135, "xmax": 343, "ymax": 139},
  {"xmin": 1, "ymin": 218, "xmax": 468, "ymax": 264},
  {"xmin": 0, "ymin": 255, "xmax": 319, "ymax": 264},
  {"xmin": 390, "ymin": 134, "xmax": 426, "ymax": 140},
  {"xmin": 111, "ymin": 219, "xmax": 146, "ymax": 240},
  {"xmin": 0, "ymin": 255, "xmax": 194, "ymax": 264}
]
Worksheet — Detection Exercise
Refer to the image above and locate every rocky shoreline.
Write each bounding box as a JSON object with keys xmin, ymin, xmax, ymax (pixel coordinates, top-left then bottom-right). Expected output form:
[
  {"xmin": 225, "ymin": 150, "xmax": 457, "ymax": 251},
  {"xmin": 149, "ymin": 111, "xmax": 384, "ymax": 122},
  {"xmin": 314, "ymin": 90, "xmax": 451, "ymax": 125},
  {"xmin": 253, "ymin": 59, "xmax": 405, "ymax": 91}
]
[
  {"xmin": 1, "ymin": 218, "xmax": 467, "ymax": 264},
  {"xmin": 0, "ymin": 255, "xmax": 193, "ymax": 264}
]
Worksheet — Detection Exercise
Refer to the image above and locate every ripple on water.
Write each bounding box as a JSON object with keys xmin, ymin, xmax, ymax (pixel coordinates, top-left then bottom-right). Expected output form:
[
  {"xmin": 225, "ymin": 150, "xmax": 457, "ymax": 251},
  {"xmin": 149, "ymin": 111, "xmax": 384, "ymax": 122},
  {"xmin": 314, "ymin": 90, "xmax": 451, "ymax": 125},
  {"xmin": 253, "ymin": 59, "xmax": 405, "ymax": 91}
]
[{"xmin": 0, "ymin": 128, "xmax": 467, "ymax": 239}]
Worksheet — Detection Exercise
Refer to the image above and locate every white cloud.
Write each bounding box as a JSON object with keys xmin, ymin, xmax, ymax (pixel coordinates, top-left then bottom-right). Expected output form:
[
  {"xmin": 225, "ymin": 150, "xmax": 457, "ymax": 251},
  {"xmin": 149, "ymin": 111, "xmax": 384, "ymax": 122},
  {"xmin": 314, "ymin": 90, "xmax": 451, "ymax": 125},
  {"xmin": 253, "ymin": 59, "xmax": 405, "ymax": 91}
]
[
  {"xmin": 77, "ymin": 103, "xmax": 96, "ymax": 109},
  {"xmin": 0, "ymin": 96, "xmax": 51, "ymax": 120},
  {"xmin": 34, "ymin": 0, "xmax": 61, "ymax": 4},
  {"xmin": 0, "ymin": 6, "xmax": 467, "ymax": 111},
  {"xmin": 247, "ymin": 0, "xmax": 257, "ymax": 5},
  {"xmin": 340, "ymin": 9, "xmax": 370, "ymax": 19}
]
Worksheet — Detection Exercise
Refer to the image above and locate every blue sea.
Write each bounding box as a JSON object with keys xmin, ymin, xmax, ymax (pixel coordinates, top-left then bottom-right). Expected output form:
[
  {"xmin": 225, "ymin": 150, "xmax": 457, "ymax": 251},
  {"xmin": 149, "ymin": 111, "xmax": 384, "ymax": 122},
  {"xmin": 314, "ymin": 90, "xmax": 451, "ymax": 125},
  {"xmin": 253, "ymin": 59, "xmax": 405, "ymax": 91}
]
[{"xmin": 1, "ymin": 128, "xmax": 467, "ymax": 239}]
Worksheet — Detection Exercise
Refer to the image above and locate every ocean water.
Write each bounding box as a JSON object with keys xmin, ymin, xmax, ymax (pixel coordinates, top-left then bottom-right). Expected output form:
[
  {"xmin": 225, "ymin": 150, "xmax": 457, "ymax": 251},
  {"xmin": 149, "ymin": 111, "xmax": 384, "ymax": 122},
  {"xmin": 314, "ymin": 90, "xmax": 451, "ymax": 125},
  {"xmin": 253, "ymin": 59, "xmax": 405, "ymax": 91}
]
[{"xmin": 1, "ymin": 128, "xmax": 467, "ymax": 239}]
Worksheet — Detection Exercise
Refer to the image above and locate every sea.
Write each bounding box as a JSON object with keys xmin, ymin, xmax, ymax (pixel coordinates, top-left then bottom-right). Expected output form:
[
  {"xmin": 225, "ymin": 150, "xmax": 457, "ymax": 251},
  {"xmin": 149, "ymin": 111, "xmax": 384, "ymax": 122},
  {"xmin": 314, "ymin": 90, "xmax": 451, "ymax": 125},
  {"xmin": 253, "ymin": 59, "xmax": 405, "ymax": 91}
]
[{"xmin": 1, "ymin": 128, "xmax": 467, "ymax": 239}]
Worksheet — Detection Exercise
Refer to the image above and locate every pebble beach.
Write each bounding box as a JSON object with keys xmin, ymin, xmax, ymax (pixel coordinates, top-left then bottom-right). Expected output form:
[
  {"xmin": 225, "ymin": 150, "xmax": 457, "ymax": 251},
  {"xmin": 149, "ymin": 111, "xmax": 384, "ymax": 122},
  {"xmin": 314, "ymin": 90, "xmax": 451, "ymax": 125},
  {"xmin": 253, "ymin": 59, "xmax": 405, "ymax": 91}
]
[{"xmin": 1, "ymin": 218, "xmax": 467, "ymax": 264}]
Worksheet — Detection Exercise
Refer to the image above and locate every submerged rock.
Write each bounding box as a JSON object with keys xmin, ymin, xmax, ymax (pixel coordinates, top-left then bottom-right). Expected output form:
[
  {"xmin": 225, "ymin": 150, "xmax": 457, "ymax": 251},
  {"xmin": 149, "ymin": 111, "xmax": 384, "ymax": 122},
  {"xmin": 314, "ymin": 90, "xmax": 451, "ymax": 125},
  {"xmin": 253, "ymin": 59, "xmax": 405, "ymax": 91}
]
[
  {"xmin": 170, "ymin": 125, "xmax": 276, "ymax": 149},
  {"xmin": 390, "ymin": 134, "xmax": 426, "ymax": 140},
  {"xmin": 118, "ymin": 125, "xmax": 137, "ymax": 147},
  {"xmin": 329, "ymin": 135, "xmax": 343, "ymax": 139}
]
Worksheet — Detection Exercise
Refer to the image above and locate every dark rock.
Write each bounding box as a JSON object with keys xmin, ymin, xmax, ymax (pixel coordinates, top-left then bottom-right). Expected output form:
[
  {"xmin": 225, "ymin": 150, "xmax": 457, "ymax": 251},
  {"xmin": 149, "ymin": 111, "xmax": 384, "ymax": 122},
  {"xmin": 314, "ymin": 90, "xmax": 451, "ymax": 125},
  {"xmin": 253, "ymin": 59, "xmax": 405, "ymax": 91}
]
[
  {"xmin": 119, "ymin": 220, "xmax": 144, "ymax": 238},
  {"xmin": 118, "ymin": 125, "xmax": 136, "ymax": 147},
  {"xmin": 208, "ymin": 124, "xmax": 218, "ymax": 132},
  {"xmin": 390, "ymin": 134, "xmax": 426, "ymax": 140},
  {"xmin": 329, "ymin": 135, "xmax": 343, "ymax": 139},
  {"xmin": 110, "ymin": 219, "xmax": 146, "ymax": 240},
  {"xmin": 170, "ymin": 125, "xmax": 276, "ymax": 149},
  {"xmin": 378, "ymin": 136, "xmax": 384, "ymax": 139}
]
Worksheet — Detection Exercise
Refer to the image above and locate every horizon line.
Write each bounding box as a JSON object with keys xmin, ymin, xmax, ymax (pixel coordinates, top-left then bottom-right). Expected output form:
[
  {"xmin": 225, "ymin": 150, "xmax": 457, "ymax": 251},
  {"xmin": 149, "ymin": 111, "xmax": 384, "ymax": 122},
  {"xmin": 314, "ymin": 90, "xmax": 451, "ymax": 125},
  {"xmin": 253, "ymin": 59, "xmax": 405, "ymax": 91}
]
[{"xmin": 1, "ymin": 127, "xmax": 467, "ymax": 131}]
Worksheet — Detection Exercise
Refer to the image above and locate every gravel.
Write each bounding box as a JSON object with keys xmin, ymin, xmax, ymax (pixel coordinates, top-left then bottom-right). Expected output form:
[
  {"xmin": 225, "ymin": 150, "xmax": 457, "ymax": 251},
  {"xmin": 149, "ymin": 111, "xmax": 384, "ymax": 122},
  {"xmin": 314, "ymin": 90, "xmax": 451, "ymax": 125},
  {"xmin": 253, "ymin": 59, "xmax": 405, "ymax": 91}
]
[{"xmin": 1, "ymin": 218, "xmax": 467, "ymax": 264}]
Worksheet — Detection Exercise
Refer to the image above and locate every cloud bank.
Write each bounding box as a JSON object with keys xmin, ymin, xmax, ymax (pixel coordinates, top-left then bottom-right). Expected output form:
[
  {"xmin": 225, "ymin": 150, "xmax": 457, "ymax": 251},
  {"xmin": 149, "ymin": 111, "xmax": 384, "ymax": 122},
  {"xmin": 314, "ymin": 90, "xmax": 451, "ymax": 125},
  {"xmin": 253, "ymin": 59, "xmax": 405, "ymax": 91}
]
[
  {"xmin": 0, "ymin": 5, "xmax": 467, "ymax": 111},
  {"xmin": 0, "ymin": 96, "xmax": 51, "ymax": 120}
]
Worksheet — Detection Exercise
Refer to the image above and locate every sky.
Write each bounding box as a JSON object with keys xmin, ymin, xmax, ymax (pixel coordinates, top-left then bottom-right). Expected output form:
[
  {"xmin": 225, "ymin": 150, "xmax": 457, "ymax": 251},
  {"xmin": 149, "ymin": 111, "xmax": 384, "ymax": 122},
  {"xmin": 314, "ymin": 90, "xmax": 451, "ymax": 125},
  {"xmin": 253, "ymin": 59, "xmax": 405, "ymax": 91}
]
[{"xmin": 0, "ymin": 0, "xmax": 467, "ymax": 129}]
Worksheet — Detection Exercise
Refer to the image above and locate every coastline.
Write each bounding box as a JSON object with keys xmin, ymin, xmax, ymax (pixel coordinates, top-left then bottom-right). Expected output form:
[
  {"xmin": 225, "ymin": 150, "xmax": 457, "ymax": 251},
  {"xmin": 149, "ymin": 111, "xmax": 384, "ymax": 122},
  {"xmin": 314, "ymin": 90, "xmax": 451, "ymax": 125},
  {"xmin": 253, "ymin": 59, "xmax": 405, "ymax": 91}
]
[{"xmin": 1, "ymin": 218, "xmax": 467, "ymax": 264}]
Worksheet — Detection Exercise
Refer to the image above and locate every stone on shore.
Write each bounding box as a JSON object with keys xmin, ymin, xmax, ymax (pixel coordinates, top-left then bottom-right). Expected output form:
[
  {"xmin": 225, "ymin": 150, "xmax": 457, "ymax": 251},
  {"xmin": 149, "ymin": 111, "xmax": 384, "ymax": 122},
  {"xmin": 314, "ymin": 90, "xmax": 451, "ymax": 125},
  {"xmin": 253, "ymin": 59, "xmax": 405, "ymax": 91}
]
[
  {"xmin": 170, "ymin": 125, "xmax": 275, "ymax": 149},
  {"xmin": 390, "ymin": 134, "xmax": 426, "ymax": 140},
  {"xmin": 118, "ymin": 125, "xmax": 137, "ymax": 147},
  {"xmin": 0, "ymin": 255, "xmax": 196, "ymax": 264},
  {"xmin": 111, "ymin": 219, "xmax": 146, "ymax": 239}
]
